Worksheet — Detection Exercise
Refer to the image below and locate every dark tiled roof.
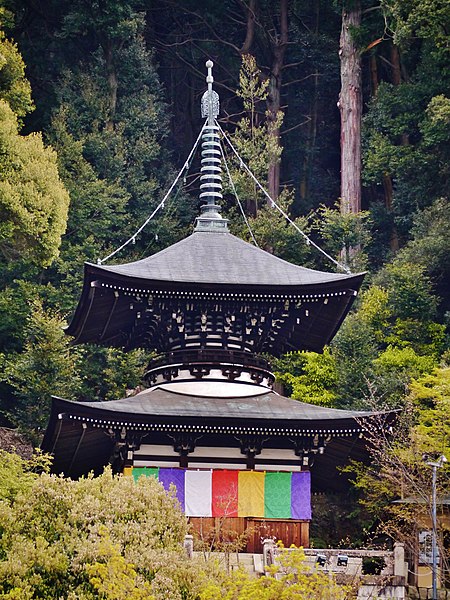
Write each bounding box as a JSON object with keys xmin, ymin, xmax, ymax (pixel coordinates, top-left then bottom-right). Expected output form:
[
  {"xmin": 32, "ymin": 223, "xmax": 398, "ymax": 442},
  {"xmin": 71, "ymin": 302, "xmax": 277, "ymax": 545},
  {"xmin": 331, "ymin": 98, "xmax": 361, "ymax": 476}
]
[
  {"xmin": 42, "ymin": 389, "xmax": 395, "ymax": 490},
  {"xmin": 47, "ymin": 386, "xmax": 387, "ymax": 432},
  {"xmin": 66, "ymin": 230, "xmax": 365, "ymax": 351},
  {"xmin": 93, "ymin": 231, "xmax": 361, "ymax": 287},
  {"xmin": 68, "ymin": 386, "xmax": 375, "ymax": 422}
]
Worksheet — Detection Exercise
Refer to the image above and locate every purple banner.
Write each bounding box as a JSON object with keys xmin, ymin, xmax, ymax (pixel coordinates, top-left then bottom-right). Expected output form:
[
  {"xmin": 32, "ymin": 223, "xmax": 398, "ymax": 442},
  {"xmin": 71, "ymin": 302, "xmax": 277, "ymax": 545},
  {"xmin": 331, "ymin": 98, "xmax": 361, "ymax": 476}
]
[
  {"xmin": 158, "ymin": 468, "xmax": 185, "ymax": 509},
  {"xmin": 291, "ymin": 471, "xmax": 311, "ymax": 520}
]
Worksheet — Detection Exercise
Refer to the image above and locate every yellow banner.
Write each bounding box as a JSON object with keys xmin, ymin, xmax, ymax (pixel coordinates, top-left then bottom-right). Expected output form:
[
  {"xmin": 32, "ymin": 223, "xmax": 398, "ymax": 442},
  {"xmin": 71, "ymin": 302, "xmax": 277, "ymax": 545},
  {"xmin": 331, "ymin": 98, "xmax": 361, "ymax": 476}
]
[{"xmin": 238, "ymin": 471, "xmax": 265, "ymax": 517}]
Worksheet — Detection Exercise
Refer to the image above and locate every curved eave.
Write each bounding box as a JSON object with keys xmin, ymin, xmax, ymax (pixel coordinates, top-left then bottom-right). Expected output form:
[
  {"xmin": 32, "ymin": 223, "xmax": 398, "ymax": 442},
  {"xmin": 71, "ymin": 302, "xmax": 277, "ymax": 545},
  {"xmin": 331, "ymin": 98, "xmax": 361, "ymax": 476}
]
[
  {"xmin": 89, "ymin": 231, "xmax": 362, "ymax": 287},
  {"xmin": 42, "ymin": 391, "xmax": 395, "ymax": 454},
  {"xmin": 42, "ymin": 393, "xmax": 396, "ymax": 489},
  {"xmin": 48, "ymin": 389, "xmax": 388, "ymax": 421},
  {"xmin": 65, "ymin": 262, "xmax": 364, "ymax": 351},
  {"xmin": 84, "ymin": 258, "xmax": 365, "ymax": 291}
]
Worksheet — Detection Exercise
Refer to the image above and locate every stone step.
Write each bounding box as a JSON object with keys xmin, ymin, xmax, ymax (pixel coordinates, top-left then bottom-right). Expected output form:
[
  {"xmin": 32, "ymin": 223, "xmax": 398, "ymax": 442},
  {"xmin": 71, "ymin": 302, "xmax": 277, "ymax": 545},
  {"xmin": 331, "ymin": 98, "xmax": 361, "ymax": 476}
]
[{"xmin": 194, "ymin": 552, "xmax": 264, "ymax": 578}]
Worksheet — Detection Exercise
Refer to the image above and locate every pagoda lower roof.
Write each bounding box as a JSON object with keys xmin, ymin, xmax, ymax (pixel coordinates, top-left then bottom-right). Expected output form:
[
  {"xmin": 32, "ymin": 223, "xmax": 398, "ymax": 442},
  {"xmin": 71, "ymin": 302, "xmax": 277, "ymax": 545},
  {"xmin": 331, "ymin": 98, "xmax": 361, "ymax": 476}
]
[
  {"xmin": 42, "ymin": 385, "xmax": 395, "ymax": 490},
  {"xmin": 92, "ymin": 230, "xmax": 363, "ymax": 287},
  {"xmin": 49, "ymin": 385, "xmax": 378, "ymax": 425}
]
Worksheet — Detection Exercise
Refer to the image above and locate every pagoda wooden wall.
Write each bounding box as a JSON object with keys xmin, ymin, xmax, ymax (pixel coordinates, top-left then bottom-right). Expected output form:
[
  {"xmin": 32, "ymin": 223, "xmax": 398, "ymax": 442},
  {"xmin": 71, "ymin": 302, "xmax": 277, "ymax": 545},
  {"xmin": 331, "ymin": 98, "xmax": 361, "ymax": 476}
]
[{"xmin": 189, "ymin": 517, "xmax": 309, "ymax": 554}]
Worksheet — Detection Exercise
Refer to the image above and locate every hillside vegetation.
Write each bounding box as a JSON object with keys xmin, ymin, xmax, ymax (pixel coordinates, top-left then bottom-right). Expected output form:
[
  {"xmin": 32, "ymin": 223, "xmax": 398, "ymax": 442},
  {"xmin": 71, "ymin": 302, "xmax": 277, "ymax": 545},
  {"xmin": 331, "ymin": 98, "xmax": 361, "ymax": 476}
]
[{"xmin": 0, "ymin": 0, "xmax": 448, "ymax": 581}]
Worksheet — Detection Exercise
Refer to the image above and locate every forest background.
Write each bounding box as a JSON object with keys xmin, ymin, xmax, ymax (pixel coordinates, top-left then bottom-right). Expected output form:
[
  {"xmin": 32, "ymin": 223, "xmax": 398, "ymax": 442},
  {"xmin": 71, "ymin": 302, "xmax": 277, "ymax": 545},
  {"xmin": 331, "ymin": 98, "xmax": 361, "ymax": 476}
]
[{"xmin": 0, "ymin": 0, "xmax": 449, "ymax": 556}]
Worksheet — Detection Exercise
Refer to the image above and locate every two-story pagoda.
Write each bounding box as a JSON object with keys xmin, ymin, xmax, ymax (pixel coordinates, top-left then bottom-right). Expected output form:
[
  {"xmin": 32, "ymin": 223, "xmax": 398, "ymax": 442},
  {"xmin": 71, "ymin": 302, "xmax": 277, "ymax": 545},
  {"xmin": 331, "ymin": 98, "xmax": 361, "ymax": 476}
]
[{"xmin": 43, "ymin": 62, "xmax": 390, "ymax": 552}]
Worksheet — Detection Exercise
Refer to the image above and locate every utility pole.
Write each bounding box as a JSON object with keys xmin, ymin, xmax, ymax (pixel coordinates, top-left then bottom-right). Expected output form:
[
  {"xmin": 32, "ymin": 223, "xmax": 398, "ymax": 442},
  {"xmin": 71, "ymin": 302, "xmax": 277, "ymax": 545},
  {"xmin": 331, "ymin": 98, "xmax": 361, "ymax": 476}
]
[{"xmin": 423, "ymin": 454, "xmax": 447, "ymax": 600}]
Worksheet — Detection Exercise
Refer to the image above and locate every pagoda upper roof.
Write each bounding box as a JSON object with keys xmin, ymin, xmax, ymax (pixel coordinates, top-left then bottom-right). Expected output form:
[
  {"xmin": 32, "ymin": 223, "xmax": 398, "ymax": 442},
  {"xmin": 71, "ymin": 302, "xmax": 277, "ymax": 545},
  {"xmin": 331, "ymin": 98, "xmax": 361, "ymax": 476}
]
[
  {"xmin": 89, "ymin": 229, "xmax": 362, "ymax": 288},
  {"xmin": 65, "ymin": 229, "xmax": 364, "ymax": 352}
]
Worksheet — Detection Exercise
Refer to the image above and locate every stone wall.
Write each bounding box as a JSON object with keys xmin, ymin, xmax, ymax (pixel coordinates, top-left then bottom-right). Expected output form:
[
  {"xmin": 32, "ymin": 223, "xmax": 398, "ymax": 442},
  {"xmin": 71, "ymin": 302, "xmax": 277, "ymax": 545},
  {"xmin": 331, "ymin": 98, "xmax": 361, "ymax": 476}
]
[{"xmin": 407, "ymin": 588, "xmax": 450, "ymax": 600}]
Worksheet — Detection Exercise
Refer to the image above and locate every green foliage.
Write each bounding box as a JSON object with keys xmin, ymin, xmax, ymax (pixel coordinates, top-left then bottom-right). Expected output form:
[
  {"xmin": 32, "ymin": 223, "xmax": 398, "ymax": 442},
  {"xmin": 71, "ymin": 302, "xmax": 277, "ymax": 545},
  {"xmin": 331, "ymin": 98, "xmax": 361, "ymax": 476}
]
[
  {"xmin": 391, "ymin": 198, "xmax": 450, "ymax": 320},
  {"xmin": 0, "ymin": 279, "xmax": 41, "ymax": 353},
  {"xmin": 0, "ymin": 0, "xmax": 445, "ymax": 578},
  {"xmin": 357, "ymin": 286, "xmax": 391, "ymax": 344},
  {"xmin": 402, "ymin": 198, "xmax": 450, "ymax": 275},
  {"xmin": 226, "ymin": 54, "xmax": 313, "ymax": 266},
  {"xmin": 60, "ymin": 0, "xmax": 144, "ymax": 43},
  {"xmin": 49, "ymin": 111, "xmax": 130, "ymax": 266},
  {"xmin": 382, "ymin": 0, "xmax": 450, "ymax": 54},
  {"xmin": 374, "ymin": 262, "xmax": 438, "ymax": 322},
  {"xmin": 363, "ymin": 1, "xmax": 450, "ymax": 239},
  {"xmin": 225, "ymin": 54, "xmax": 281, "ymax": 213},
  {"xmin": 374, "ymin": 346, "xmax": 436, "ymax": 378},
  {"xmin": 363, "ymin": 80, "xmax": 443, "ymax": 228},
  {"xmin": 372, "ymin": 261, "xmax": 447, "ymax": 356},
  {"xmin": 226, "ymin": 54, "xmax": 282, "ymax": 213},
  {"xmin": 344, "ymin": 367, "xmax": 450, "ymax": 557},
  {"xmin": 274, "ymin": 252, "xmax": 444, "ymax": 410},
  {"xmin": 387, "ymin": 319, "xmax": 446, "ymax": 357},
  {"xmin": 242, "ymin": 201, "xmax": 312, "ymax": 267},
  {"xmin": 199, "ymin": 544, "xmax": 348, "ymax": 599},
  {"xmin": 0, "ymin": 31, "xmax": 34, "ymax": 121},
  {"xmin": 1, "ymin": 299, "xmax": 148, "ymax": 432},
  {"xmin": 312, "ymin": 202, "xmax": 371, "ymax": 271},
  {"xmin": 0, "ymin": 464, "xmax": 204, "ymax": 599},
  {"xmin": 275, "ymin": 349, "xmax": 338, "ymax": 407},
  {"xmin": 237, "ymin": 54, "xmax": 270, "ymax": 118},
  {"xmin": 421, "ymin": 94, "xmax": 450, "ymax": 146},
  {"xmin": 2, "ymin": 300, "xmax": 82, "ymax": 433},
  {"xmin": 325, "ymin": 256, "xmax": 447, "ymax": 409},
  {"xmin": 76, "ymin": 345, "xmax": 148, "ymax": 403},
  {"xmin": 0, "ymin": 0, "xmax": 445, "ymax": 476},
  {"xmin": 410, "ymin": 367, "xmax": 450, "ymax": 457},
  {"xmin": 331, "ymin": 313, "xmax": 378, "ymax": 408},
  {"xmin": 0, "ymin": 100, "xmax": 70, "ymax": 267},
  {"xmin": 50, "ymin": 10, "xmax": 172, "ymax": 242},
  {"xmin": 0, "ymin": 449, "xmax": 50, "ymax": 503},
  {"xmin": 372, "ymin": 345, "xmax": 437, "ymax": 407},
  {"xmin": 41, "ymin": 2, "xmax": 193, "ymax": 318},
  {"xmin": 86, "ymin": 526, "xmax": 155, "ymax": 600}
]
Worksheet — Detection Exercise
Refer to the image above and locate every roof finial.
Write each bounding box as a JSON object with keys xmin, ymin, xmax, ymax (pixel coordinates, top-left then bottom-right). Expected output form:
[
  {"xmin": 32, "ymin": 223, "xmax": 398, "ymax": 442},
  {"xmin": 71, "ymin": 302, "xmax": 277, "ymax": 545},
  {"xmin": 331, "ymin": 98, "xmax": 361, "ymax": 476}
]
[
  {"xmin": 206, "ymin": 59, "xmax": 213, "ymax": 90},
  {"xmin": 195, "ymin": 60, "xmax": 228, "ymax": 232},
  {"xmin": 201, "ymin": 60, "xmax": 219, "ymax": 126}
]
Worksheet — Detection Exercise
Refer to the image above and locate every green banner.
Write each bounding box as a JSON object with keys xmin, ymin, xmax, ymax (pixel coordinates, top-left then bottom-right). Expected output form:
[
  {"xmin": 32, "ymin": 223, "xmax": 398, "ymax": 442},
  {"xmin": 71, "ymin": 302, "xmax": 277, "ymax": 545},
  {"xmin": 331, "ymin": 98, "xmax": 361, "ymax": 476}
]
[
  {"xmin": 132, "ymin": 467, "xmax": 159, "ymax": 482},
  {"xmin": 264, "ymin": 471, "xmax": 292, "ymax": 518}
]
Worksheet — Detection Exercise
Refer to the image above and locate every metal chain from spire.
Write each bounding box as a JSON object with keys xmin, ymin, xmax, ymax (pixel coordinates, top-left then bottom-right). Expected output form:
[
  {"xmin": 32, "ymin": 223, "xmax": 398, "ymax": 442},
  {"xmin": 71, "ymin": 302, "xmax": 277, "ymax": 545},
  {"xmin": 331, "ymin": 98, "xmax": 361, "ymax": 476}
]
[
  {"xmin": 98, "ymin": 120, "xmax": 207, "ymax": 264},
  {"xmin": 99, "ymin": 59, "xmax": 351, "ymax": 273},
  {"xmin": 217, "ymin": 122, "xmax": 352, "ymax": 274}
]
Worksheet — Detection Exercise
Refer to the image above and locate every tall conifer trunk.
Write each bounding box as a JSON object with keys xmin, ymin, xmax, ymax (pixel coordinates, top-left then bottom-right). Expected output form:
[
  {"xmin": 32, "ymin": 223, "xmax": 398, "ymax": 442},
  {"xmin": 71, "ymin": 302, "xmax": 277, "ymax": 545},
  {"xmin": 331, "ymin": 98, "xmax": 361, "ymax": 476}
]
[
  {"xmin": 240, "ymin": 0, "xmax": 256, "ymax": 54},
  {"xmin": 339, "ymin": 1, "xmax": 362, "ymax": 214}
]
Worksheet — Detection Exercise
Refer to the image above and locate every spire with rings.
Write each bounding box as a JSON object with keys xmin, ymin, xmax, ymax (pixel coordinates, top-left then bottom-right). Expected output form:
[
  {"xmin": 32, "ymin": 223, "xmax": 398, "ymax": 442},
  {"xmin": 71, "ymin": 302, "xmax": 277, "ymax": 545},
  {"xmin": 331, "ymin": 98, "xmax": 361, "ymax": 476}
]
[{"xmin": 195, "ymin": 60, "xmax": 228, "ymax": 232}]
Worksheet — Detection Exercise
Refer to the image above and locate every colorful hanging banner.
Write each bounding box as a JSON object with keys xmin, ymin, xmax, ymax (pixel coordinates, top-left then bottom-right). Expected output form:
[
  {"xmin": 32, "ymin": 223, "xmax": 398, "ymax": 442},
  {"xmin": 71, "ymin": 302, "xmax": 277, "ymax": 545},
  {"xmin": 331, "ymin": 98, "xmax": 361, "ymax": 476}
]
[
  {"xmin": 238, "ymin": 471, "xmax": 265, "ymax": 517},
  {"xmin": 127, "ymin": 467, "xmax": 311, "ymax": 520},
  {"xmin": 212, "ymin": 469, "xmax": 238, "ymax": 517},
  {"xmin": 185, "ymin": 470, "xmax": 212, "ymax": 517},
  {"xmin": 264, "ymin": 471, "xmax": 292, "ymax": 519},
  {"xmin": 291, "ymin": 471, "xmax": 311, "ymax": 520},
  {"xmin": 158, "ymin": 467, "xmax": 185, "ymax": 509}
]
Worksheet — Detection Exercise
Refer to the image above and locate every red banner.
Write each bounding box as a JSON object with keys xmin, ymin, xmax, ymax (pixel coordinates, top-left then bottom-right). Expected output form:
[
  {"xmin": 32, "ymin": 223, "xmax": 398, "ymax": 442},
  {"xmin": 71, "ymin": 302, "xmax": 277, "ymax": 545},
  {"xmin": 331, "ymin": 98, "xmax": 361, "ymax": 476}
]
[{"xmin": 212, "ymin": 470, "xmax": 238, "ymax": 517}]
